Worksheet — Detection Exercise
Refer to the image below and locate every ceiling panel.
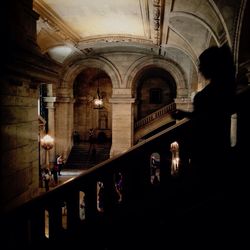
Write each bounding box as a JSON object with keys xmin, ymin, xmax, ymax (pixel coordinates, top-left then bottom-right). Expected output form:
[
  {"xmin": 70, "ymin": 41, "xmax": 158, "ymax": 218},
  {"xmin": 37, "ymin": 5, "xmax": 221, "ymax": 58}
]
[{"xmin": 43, "ymin": 0, "xmax": 145, "ymax": 37}]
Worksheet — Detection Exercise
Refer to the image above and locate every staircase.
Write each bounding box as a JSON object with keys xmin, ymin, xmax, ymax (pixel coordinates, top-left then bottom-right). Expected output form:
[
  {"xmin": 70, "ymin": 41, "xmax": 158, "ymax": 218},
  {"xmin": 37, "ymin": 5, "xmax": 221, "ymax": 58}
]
[
  {"xmin": 3, "ymin": 118, "xmax": 247, "ymax": 249},
  {"xmin": 134, "ymin": 102, "xmax": 176, "ymax": 142},
  {"xmin": 65, "ymin": 142, "xmax": 111, "ymax": 169}
]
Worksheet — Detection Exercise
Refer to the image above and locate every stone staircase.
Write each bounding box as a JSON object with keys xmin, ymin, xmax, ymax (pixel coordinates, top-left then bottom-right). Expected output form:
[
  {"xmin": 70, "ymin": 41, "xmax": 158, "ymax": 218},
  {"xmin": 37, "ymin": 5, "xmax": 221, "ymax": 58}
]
[
  {"xmin": 134, "ymin": 102, "xmax": 176, "ymax": 142},
  {"xmin": 65, "ymin": 142, "xmax": 111, "ymax": 169}
]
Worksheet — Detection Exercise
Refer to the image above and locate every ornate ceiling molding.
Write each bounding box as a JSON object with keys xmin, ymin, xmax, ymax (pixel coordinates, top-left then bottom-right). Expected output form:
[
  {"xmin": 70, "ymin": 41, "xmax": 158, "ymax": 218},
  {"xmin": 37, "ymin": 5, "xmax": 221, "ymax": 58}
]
[
  {"xmin": 78, "ymin": 35, "xmax": 153, "ymax": 46},
  {"xmin": 34, "ymin": 0, "xmax": 81, "ymax": 44},
  {"xmin": 153, "ymin": 0, "xmax": 162, "ymax": 45}
]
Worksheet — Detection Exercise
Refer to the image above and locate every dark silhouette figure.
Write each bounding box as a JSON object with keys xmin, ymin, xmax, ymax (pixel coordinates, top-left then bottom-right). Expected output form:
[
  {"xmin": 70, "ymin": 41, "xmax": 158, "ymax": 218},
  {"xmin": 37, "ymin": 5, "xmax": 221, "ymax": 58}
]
[
  {"xmin": 56, "ymin": 155, "xmax": 64, "ymax": 176},
  {"xmin": 73, "ymin": 131, "xmax": 80, "ymax": 144},
  {"xmin": 90, "ymin": 146, "xmax": 96, "ymax": 161},
  {"xmin": 51, "ymin": 163, "xmax": 58, "ymax": 185},
  {"xmin": 172, "ymin": 45, "xmax": 236, "ymax": 191},
  {"xmin": 42, "ymin": 168, "xmax": 51, "ymax": 192},
  {"xmin": 88, "ymin": 128, "xmax": 95, "ymax": 155}
]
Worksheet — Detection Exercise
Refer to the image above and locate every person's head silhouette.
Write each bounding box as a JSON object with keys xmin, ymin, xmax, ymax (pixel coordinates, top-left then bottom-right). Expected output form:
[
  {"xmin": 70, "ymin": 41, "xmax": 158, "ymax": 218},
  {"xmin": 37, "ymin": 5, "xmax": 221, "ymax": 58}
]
[{"xmin": 198, "ymin": 44, "xmax": 235, "ymax": 91}]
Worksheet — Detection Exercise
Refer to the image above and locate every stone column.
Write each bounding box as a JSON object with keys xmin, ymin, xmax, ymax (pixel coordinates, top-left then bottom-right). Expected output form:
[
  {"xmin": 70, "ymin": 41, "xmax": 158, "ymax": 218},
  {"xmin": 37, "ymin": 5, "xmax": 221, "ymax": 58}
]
[
  {"xmin": 109, "ymin": 96, "xmax": 135, "ymax": 156},
  {"xmin": 0, "ymin": 79, "xmax": 40, "ymax": 212},
  {"xmin": 44, "ymin": 96, "xmax": 56, "ymax": 165},
  {"xmin": 40, "ymin": 84, "xmax": 57, "ymax": 166},
  {"xmin": 55, "ymin": 87, "xmax": 74, "ymax": 160}
]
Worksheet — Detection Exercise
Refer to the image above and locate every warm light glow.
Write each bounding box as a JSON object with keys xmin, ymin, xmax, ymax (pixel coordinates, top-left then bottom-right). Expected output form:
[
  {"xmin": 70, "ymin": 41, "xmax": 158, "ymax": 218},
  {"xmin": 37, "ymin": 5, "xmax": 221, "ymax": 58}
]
[
  {"xmin": 41, "ymin": 134, "xmax": 54, "ymax": 150},
  {"xmin": 94, "ymin": 98, "xmax": 103, "ymax": 107}
]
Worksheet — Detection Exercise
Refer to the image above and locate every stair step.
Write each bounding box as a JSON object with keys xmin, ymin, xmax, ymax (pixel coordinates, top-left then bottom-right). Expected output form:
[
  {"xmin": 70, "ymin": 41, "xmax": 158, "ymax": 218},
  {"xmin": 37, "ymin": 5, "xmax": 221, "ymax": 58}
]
[{"xmin": 65, "ymin": 142, "xmax": 111, "ymax": 169}]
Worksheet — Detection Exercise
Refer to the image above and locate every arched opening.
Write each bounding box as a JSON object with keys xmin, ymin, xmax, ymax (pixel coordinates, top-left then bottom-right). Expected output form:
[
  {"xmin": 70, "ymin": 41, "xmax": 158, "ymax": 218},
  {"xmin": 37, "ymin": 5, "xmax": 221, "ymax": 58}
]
[
  {"xmin": 136, "ymin": 68, "xmax": 177, "ymax": 120},
  {"xmin": 73, "ymin": 68, "xmax": 112, "ymax": 142}
]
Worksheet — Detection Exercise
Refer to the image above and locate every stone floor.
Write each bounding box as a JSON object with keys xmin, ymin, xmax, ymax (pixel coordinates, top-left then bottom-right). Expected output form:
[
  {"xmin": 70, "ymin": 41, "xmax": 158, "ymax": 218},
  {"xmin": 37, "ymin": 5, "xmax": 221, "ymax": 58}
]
[{"xmin": 39, "ymin": 169, "xmax": 84, "ymax": 194}]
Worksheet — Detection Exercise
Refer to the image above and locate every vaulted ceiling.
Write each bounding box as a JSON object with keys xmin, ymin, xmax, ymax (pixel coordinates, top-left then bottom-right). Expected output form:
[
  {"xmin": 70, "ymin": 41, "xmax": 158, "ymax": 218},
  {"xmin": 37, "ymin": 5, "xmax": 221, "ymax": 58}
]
[{"xmin": 34, "ymin": 0, "xmax": 248, "ymax": 76}]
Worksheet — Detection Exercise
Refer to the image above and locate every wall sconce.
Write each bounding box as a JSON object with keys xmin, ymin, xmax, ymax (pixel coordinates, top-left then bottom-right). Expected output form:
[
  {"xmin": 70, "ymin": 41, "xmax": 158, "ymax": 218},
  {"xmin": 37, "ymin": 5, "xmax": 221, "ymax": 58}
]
[{"xmin": 41, "ymin": 134, "xmax": 54, "ymax": 168}]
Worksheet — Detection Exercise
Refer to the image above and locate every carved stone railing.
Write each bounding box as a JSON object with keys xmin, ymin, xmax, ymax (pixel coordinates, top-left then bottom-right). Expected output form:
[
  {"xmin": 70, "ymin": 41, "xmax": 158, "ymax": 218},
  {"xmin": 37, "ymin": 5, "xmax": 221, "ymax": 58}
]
[
  {"xmin": 135, "ymin": 102, "xmax": 176, "ymax": 129},
  {"xmin": 2, "ymin": 119, "xmax": 191, "ymax": 248},
  {"xmin": 3, "ymin": 83, "xmax": 249, "ymax": 247}
]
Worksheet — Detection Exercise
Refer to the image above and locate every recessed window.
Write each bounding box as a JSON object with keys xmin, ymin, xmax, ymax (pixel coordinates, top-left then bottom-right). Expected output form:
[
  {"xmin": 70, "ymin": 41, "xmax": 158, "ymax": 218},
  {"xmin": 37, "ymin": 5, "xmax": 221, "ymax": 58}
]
[{"xmin": 150, "ymin": 88, "xmax": 162, "ymax": 104}]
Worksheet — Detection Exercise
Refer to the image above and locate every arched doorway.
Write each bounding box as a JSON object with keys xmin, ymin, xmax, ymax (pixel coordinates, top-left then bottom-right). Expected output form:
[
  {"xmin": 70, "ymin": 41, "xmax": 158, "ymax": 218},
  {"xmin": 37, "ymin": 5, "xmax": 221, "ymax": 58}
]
[
  {"xmin": 136, "ymin": 67, "xmax": 177, "ymax": 120},
  {"xmin": 73, "ymin": 68, "xmax": 112, "ymax": 142}
]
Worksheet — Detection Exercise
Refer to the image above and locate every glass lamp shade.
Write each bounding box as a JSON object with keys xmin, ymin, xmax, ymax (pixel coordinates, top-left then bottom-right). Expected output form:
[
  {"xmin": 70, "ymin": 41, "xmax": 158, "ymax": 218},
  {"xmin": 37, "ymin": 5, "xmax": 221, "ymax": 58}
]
[
  {"xmin": 93, "ymin": 97, "xmax": 103, "ymax": 109},
  {"xmin": 41, "ymin": 134, "xmax": 54, "ymax": 150}
]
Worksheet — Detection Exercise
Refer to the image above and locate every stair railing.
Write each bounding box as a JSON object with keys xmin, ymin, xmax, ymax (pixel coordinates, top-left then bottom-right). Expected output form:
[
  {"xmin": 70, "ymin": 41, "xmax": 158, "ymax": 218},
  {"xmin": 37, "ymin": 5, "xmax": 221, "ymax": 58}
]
[
  {"xmin": 134, "ymin": 102, "xmax": 176, "ymax": 129},
  {"xmin": 2, "ymin": 118, "xmax": 191, "ymax": 247}
]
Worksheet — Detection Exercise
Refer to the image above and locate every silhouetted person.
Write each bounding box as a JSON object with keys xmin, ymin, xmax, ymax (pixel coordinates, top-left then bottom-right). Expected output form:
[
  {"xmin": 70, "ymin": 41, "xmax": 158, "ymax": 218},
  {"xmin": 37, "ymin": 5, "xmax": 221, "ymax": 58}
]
[
  {"xmin": 57, "ymin": 155, "xmax": 64, "ymax": 176},
  {"xmin": 73, "ymin": 131, "xmax": 80, "ymax": 144},
  {"xmin": 91, "ymin": 146, "xmax": 96, "ymax": 160},
  {"xmin": 88, "ymin": 128, "xmax": 95, "ymax": 154},
  {"xmin": 51, "ymin": 163, "xmax": 58, "ymax": 185},
  {"xmin": 42, "ymin": 168, "xmax": 51, "ymax": 192},
  {"xmin": 172, "ymin": 45, "xmax": 236, "ymax": 192}
]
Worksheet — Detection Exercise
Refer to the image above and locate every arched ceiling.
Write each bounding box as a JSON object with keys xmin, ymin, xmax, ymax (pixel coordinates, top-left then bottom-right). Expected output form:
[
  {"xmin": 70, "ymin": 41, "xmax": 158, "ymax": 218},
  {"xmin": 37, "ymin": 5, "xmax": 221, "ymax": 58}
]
[{"xmin": 34, "ymin": 0, "xmax": 244, "ymax": 64}]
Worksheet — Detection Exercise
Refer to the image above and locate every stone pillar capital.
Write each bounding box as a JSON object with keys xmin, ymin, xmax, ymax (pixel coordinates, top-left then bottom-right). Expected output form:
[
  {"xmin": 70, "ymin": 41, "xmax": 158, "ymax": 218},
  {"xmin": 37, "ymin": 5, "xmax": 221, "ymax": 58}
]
[
  {"xmin": 43, "ymin": 97, "xmax": 56, "ymax": 109},
  {"xmin": 43, "ymin": 96, "xmax": 56, "ymax": 103}
]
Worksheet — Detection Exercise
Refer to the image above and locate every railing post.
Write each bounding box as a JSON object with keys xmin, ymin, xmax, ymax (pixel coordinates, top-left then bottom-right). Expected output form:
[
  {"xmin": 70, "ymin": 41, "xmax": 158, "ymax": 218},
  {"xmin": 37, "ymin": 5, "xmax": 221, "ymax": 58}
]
[
  {"xmin": 102, "ymin": 171, "xmax": 117, "ymax": 213},
  {"xmin": 66, "ymin": 191, "xmax": 80, "ymax": 233},
  {"xmin": 30, "ymin": 207, "xmax": 46, "ymax": 245},
  {"xmin": 84, "ymin": 180, "xmax": 98, "ymax": 222},
  {"xmin": 48, "ymin": 202, "xmax": 63, "ymax": 241}
]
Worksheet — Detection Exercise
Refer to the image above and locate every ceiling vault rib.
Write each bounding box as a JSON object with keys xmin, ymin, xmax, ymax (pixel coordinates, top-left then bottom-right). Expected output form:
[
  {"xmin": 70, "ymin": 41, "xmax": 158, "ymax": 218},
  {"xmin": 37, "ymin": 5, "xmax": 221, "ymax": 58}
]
[
  {"xmin": 33, "ymin": 0, "xmax": 246, "ymax": 82},
  {"xmin": 159, "ymin": 0, "xmax": 165, "ymax": 50},
  {"xmin": 139, "ymin": 0, "xmax": 151, "ymax": 39},
  {"xmin": 232, "ymin": 0, "xmax": 248, "ymax": 73},
  {"xmin": 170, "ymin": 11, "xmax": 221, "ymax": 46},
  {"xmin": 208, "ymin": 0, "xmax": 232, "ymax": 48},
  {"xmin": 160, "ymin": 0, "xmax": 173, "ymax": 50}
]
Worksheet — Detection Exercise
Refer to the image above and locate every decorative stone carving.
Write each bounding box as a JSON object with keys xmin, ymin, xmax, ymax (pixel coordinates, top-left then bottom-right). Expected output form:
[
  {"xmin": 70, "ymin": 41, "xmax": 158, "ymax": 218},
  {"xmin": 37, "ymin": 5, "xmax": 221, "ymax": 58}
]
[{"xmin": 153, "ymin": 0, "xmax": 161, "ymax": 45}]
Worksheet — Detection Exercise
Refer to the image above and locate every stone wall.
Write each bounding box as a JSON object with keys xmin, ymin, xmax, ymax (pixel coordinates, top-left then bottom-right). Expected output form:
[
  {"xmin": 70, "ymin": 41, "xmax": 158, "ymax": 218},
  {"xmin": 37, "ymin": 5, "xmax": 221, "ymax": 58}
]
[
  {"xmin": 0, "ymin": 0, "xmax": 60, "ymax": 213},
  {"xmin": 0, "ymin": 79, "xmax": 40, "ymax": 212}
]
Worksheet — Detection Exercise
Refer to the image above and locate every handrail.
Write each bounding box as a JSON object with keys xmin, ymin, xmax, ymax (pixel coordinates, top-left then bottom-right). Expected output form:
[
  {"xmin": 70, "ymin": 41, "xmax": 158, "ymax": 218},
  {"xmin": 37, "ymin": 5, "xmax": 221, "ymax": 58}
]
[
  {"xmin": 134, "ymin": 102, "xmax": 176, "ymax": 129},
  {"xmin": 4, "ymin": 82, "xmax": 249, "ymax": 247},
  {"xmin": 2, "ymin": 118, "xmax": 191, "ymax": 247}
]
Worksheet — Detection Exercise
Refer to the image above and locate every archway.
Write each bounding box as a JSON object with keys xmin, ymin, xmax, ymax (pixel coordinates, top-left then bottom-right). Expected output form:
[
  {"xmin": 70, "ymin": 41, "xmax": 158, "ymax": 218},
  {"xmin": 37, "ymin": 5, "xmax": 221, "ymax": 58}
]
[
  {"xmin": 73, "ymin": 68, "xmax": 112, "ymax": 142},
  {"xmin": 136, "ymin": 67, "xmax": 177, "ymax": 120}
]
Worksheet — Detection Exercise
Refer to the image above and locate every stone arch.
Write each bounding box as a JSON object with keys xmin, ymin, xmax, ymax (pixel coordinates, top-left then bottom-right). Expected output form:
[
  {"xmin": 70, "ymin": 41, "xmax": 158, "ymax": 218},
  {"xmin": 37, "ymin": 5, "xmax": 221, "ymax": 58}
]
[
  {"xmin": 125, "ymin": 56, "xmax": 188, "ymax": 98},
  {"xmin": 61, "ymin": 57, "xmax": 122, "ymax": 90},
  {"xmin": 170, "ymin": 11, "xmax": 221, "ymax": 46}
]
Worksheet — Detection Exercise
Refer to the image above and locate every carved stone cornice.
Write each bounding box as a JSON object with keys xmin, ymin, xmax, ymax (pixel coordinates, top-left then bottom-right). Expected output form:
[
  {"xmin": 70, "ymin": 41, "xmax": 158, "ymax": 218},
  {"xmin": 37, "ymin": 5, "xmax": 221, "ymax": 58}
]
[
  {"xmin": 34, "ymin": 0, "xmax": 81, "ymax": 44},
  {"xmin": 78, "ymin": 35, "xmax": 153, "ymax": 46}
]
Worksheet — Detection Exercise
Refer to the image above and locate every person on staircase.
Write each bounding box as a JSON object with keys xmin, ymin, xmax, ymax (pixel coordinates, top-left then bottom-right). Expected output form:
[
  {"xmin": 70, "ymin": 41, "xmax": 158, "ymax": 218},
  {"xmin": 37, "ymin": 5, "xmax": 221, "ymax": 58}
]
[{"xmin": 56, "ymin": 154, "xmax": 64, "ymax": 176}]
